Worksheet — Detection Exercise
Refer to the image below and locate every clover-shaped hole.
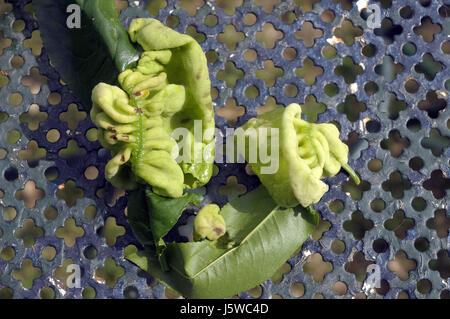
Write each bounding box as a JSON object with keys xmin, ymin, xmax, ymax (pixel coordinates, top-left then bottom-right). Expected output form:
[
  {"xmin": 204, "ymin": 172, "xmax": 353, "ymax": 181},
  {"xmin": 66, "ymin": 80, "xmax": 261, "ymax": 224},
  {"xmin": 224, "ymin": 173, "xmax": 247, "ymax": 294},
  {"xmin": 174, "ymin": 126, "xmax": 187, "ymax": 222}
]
[
  {"xmin": 12, "ymin": 258, "xmax": 42, "ymax": 289},
  {"xmin": 56, "ymin": 180, "xmax": 84, "ymax": 207},
  {"xmin": 95, "ymin": 257, "xmax": 125, "ymax": 288},
  {"xmin": 216, "ymin": 61, "xmax": 244, "ymax": 88},
  {"xmin": 14, "ymin": 218, "xmax": 44, "ymax": 247},
  {"xmin": 99, "ymin": 217, "xmax": 126, "ymax": 246},
  {"xmin": 343, "ymin": 210, "xmax": 374, "ymax": 240},
  {"xmin": 333, "ymin": 19, "xmax": 362, "ymax": 46},
  {"xmin": 296, "ymin": 58, "xmax": 323, "ymax": 85},
  {"xmin": 334, "ymin": 57, "xmax": 363, "ymax": 84},
  {"xmin": 384, "ymin": 210, "xmax": 415, "ymax": 239},
  {"xmin": 55, "ymin": 218, "xmax": 84, "ymax": 247},
  {"xmin": 421, "ymin": 129, "xmax": 449, "ymax": 157},
  {"xmin": 428, "ymin": 250, "xmax": 450, "ymax": 280},
  {"xmin": 303, "ymin": 253, "xmax": 333, "ymax": 283},
  {"xmin": 423, "ymin": 170, "xmax": 449, "ymax": 199},
  {"xmin": 217, "ymin": 98, "xmax": 245, "ymax": 126},
  {"xmin": 426, "ymin": 209, "xmax": 450, "ymax": 238},
  {"xmin": 387, "ymin": 250, "xmax": 417, "ymax": 281},
  {"xmin": 345, "ymin": 251, "xmax": 374, "ymax": 282},
  {"xmin": 380, "ymin": 130, "xmax": 410, "ymax": 157}
]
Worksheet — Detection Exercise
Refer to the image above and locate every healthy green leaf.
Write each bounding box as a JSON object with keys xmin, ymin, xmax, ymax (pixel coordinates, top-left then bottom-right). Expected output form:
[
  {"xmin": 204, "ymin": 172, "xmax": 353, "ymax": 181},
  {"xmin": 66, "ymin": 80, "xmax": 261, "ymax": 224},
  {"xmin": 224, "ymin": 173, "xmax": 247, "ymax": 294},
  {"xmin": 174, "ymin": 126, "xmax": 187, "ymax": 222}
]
[
  {"xmin": 125, "ymin": 186, "xmax": 318, "ymax": 299},
  {"xmin": 34, "ymin": 0, "xmax": 140, "ymax": 109}
]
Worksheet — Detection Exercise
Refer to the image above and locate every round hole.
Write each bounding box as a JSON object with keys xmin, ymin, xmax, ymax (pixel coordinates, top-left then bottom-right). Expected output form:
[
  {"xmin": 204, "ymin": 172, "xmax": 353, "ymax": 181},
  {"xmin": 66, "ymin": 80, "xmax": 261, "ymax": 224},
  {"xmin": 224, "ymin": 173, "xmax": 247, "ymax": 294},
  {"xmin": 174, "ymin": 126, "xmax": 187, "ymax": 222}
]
[
  {"xmin": 414, "ymin": 237, "xmax": 429, "ymax": 252},
  {"xmin": 333, "ymin": 281, "xmax": 347, "ymax": 296},
  {"xmin": 1, "ymin": 246, "xmax": 15, "ymax": 261},
  {"xmin": 123, "ymin": 286, "xmax": 139, "ymax": 299},
  {"xmin": 3, "ymin": 207, "xmax": 17, "ymax": 221},
  {"xmin": 399, "ymin": 6, "xmax": 413, "ymax": 19},
  {"xmin": 284, "ymin": 84, "xmax": 298, "ymax": 98},
  {"xmin": 373, "ymin": 238, "xmax": 388, "ymax": 253},
  {"xmin": 44, "ymin": 206, "xmax": 58, "ymax": 220},
  {"xmin": 8, "ymin": 93, "xmax": 23, "ymax": 106},
  {"xmin": 41, "ymin": 246, "xmax": 57, "ymax": 260},
  {"xmin": 44, "ymin": 166, "xmax": 59, "ymax": 181},
  {"xmin": 405, "ymin": 79, "xmax": 419, "ymax": 93},
  {"xmin": 4, "ymin": 166, "xmax": 18, "ymax": 181},
  {"xmin": 282, "ymin": 47, "xmax": 297, "ymax": 61},
  {"xmin": 165, "ymin": 15, "xmax": 179, "ymax": 28},
  {"xmin": 204, "ymin": 14, "xmax": 217, "ymax": 27},
  {"xmin": 85, "ymin": 128, "xmax": 98, "ymax": 142},
  {"xmin": 11, "ymin": 56, "xmax": 24, "ymax": 69},
  {"xmin": 280, "ymin": 11, "xmax": 296, "ymax": 24},
  {"xmin": 366, "ymin": 120, "xmax": 381, "ymax": 133},
  {"xmin": 322, "ymin": 45, "xmax": 336, "ymax": 59},
  {"xmin": 418, "ymin": 0, "xmax": 431, "ymax": 7},
  {"xmin": 441, "ymin": 41, "xmax": 450, "ymax": 54},
  {"xmin": 48, "ymin": 92, "xmax": 61, "ymax": 105},
  {"xmin": 205, "ymin": 50, "xmax": 218, "ymax": 64},
  {"xmin": 364, "ymin": 81, "xmax": 379, "ymax": 95},
  {"xmin": 245, "ymin": 85, "xmax": 259, "ymax": 99},
  {"xmin": 320, "ymin": 10, "xmax": 335, "ymax": 23},
  {"xmin": 331, "ymin": 239, "xmax": 346, "ymax": 254},
  {"xmin": 46, "ymin": 129, "xmax": 60, "ymax": 143},
  {"xmin": 12, "ymin": 20, "xmax": 25, "ymax": 32},
  {"xmin": 362, "ymin": 44, "xmax": 376, "ymax": 57},
  {"xmin": 289, "ymin": 282, "xmax": 305, "ymax": 298},
  {"xmin": 409, "ymin": 156, "xmax": 424, "ymax": 171},
  {"xmin": 329, "ymin": 199, "xmax": 344, "ymax": 214},
  {"xmin": 7, "ymin": 130, "xmax": 20, "ymax": 144},
  {"xmin": 402, "ymin": 43, "xmax": 416, "ymax": 56},
  {"xmin": 406, "ymin": 118, "xmax": 421, "ymax": 132},
  {"xmin": 324, "ymin": 83, "xmax": 339, "ymax": 97},
  {"xmin": 84, "ymin": 206, "xmax": 97, "ymax": 219},
  {"xmin": 243, "ymin": 13, "xmax": 257, "ymax": 26},
  {"xmin": 84, "ymin": 166, "xmax": 99, "ymax": 180},
  {"xmin": 83, "ymin": 245, "xmax": 98, "ymax": 260},
  {"xmin": 370, "ymin": 198, "xmax": 385, "ymax": 213},
  {"xmin": 417, "ymin": 279, "xmax": 432, "ymax": 294},
  {"xmin": 368, "ymin": 158, "xmax": 383, "ymax": 172},
  {"xmin": 412, "ymin": 197, "xmax": 426, "ymax": 212},
  {"xmin": 244, "ymin": 49, "xmax": 257, "ymax": 62}
]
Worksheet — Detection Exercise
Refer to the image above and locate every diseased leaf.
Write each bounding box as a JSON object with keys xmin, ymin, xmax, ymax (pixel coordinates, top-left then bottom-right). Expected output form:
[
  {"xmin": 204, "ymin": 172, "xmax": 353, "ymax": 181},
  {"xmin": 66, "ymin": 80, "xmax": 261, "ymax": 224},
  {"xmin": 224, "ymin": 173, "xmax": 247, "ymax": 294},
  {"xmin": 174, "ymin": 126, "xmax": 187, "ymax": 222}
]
[
  {"xmin": 34, "ymin": 0, "xmax": 140, "ymax": 109},
  {"xmin": 126, "ymin": 186, "xmax": 318, "ymax": 299}
]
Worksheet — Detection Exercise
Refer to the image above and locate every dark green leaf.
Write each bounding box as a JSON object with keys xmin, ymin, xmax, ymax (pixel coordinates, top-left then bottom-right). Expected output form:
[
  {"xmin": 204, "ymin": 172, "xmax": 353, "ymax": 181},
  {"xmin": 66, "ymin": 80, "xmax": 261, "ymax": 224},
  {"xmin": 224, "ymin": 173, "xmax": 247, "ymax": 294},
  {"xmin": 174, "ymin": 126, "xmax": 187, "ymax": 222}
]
[
  {"xmin": 34, "ymin": 0, "xmax": 140, "ymax": 109},
  {"xmin": 146, "ymin": 190, "xmax": 202, "ymax": 244},
  {"xmin": 126, "ymin": 186, "xmax": 318, "ymax": 299},
  {"xmin": 127, "ymin": 187, "xmax": 154, "ymax": 248}
]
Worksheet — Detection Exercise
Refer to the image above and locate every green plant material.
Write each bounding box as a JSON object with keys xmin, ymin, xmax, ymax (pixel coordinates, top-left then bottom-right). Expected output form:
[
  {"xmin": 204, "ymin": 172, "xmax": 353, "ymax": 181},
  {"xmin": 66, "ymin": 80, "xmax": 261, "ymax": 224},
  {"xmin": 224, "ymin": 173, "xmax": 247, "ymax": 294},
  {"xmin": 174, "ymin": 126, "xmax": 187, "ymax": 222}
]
[
  {"xmin": 238, "ymin": 103, "xmax": 359, "ymax": 208},
  {"xmin": 34, "ymin": 0, "xmax": 140, "ymax": 109},
  {"xmin": 125, "ymin": 186, "xmax": 318, "ymax": 299},
  {"xmin": 193, "ymin": 204, "xmax": 226, "ymax": 241},
  {"xmin": 91, "ymin": 18, "xmax": 215, "ymax": 196},
  {"xmin": 127, "ymin": 187, "xmax": 202, "ymax": 270}
]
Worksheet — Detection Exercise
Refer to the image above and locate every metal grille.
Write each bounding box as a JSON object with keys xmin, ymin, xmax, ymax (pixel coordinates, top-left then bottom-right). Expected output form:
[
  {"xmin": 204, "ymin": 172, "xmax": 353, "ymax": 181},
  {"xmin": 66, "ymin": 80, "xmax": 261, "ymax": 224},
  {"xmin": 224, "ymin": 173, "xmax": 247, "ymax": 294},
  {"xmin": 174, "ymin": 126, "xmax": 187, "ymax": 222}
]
[{"xmin": 0, "ymin": 0, "xmax": 448, "ymax": 299}]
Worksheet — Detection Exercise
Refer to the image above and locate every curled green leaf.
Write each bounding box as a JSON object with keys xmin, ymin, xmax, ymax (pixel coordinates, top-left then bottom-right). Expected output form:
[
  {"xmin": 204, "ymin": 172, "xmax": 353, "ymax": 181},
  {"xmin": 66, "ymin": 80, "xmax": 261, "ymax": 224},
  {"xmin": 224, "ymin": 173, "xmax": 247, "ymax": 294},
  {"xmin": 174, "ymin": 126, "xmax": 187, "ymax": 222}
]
[
  {"xmin": 239, "ymin": 103, "xmax": 359, "ymax": 208},
  {"xmin": 90, "ymin": 18, "xmax": 215, "ymax": 197}
]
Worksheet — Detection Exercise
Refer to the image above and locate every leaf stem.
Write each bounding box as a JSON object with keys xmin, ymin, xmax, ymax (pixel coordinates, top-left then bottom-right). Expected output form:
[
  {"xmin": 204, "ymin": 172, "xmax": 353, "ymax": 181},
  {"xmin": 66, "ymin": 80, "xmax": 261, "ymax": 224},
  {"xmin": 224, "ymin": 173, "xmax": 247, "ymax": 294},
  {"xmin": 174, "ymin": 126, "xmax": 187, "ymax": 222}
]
[{"xmin": 342, "ymin": 163, "xmax": 360, "ymax": 185}]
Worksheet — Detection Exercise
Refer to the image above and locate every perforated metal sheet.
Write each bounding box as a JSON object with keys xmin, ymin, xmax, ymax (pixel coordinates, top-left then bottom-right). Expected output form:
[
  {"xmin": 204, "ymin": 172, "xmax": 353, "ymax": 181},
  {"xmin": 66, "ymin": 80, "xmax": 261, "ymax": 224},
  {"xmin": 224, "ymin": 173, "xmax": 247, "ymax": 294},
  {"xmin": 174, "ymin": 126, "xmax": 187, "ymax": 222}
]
[{"xmin": 0, "ymin": 0, "xmax": 448, "ymax": 299}]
